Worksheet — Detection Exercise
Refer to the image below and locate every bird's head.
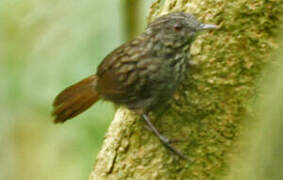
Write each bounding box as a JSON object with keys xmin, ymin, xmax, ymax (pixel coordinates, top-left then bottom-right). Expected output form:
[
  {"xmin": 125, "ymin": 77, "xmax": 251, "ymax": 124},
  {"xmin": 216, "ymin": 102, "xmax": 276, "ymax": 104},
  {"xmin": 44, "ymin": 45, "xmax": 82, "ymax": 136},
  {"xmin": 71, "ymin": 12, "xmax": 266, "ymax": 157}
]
[{"xmin": 146, "ymin": 12, "xmax": 217, "ymax": 48}]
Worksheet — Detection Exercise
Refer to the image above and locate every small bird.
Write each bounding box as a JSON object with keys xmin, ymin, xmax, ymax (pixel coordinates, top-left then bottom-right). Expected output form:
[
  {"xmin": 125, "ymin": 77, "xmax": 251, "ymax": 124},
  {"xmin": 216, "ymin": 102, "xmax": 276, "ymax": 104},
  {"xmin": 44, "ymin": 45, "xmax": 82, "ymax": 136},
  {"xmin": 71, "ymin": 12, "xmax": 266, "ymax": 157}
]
[{"xmin": 52, "ymin": 12, "xmax": 216, "ymax": 160}]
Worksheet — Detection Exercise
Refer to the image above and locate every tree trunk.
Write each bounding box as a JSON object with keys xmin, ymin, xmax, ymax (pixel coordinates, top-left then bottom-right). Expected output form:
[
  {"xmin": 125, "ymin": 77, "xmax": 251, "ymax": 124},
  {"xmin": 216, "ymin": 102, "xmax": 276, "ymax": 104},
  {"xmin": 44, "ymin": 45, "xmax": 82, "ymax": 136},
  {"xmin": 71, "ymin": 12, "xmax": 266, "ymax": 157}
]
[
  {"xmin": 90, "ymin": 0, "xmax": 282, "ymax": 179},
  {"xmin": 122, "ymin": 0, "xmax": 141, "ymax": 40},
  {"xmin": 227, "ymin": 30, "xmax": 283, "ymax": 180}
]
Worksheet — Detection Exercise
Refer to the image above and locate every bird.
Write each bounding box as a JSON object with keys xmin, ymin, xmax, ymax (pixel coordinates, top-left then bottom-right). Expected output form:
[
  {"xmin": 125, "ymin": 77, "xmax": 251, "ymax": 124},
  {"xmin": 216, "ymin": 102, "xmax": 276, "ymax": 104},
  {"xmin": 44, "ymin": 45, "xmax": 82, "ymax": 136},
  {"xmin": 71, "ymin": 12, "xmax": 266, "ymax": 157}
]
[{"xmin": 52, "ymin": 12, "xmax": 216, "ymax": 160}]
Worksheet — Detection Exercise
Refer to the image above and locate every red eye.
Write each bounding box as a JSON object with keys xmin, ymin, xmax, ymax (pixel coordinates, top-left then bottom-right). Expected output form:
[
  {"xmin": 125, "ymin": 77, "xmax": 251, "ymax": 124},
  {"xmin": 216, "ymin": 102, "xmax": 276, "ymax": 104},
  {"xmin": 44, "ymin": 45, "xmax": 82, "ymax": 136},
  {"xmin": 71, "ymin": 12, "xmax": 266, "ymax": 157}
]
[{"xmin": 174, "ymin": 23, "xmax": 183, "ymax": 32}]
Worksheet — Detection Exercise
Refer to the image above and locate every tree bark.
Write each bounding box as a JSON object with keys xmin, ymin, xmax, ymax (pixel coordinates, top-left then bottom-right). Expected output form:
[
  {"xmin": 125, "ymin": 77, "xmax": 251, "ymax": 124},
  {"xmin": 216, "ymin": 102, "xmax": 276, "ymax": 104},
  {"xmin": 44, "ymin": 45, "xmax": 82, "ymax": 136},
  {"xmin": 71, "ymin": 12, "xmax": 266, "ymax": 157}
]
[
  {"xmin": 122, "ymin": 0, "xmax": 142, "ymax": 40},
  {"xmin": 227, "ymin": 30, "xmax": 283, "ymax": 180},
  {"xmin": 90, "ymin": 0, "xmax": 282, "ymax": 179}
]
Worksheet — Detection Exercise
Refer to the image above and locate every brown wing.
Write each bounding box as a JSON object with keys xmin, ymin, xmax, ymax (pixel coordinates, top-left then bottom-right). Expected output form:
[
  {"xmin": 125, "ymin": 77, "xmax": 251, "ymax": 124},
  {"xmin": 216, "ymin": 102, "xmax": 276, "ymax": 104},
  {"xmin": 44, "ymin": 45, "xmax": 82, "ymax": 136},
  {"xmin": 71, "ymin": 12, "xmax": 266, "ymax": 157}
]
[{"xmin": 95, "ymin": 36, "xmax": 147, "ymax": 104}]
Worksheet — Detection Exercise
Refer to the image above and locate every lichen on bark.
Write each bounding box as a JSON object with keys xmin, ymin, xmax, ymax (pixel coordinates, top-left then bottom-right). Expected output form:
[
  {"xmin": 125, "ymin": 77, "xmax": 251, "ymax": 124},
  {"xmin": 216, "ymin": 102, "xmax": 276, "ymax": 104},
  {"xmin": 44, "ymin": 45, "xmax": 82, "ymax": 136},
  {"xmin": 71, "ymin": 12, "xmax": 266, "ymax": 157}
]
[{"xmin": 90, "ymin": 0, "xmax": 282, "ymax": 179}]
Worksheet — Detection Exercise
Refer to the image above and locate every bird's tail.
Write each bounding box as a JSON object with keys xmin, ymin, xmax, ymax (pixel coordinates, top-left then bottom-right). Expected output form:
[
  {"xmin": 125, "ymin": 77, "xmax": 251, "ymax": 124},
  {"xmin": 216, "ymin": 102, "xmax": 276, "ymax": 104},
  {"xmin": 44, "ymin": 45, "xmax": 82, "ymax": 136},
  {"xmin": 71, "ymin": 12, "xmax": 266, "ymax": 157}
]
[{"xmin": 52, "ymin": 75, "xmax": 100, "ymax": 123}]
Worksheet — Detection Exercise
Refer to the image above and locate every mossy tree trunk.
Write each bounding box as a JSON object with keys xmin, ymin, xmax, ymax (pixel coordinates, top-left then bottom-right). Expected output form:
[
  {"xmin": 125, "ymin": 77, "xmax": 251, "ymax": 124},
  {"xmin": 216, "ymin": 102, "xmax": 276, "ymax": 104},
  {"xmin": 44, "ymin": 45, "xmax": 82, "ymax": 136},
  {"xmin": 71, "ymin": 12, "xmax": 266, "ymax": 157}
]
[
  {"xmin": 227, "ymin": 31, "xmax": 283, "ymax": 180},
  {"xmin": 90, "ymin": 0, "xmax": 282, "ymax": 179}
]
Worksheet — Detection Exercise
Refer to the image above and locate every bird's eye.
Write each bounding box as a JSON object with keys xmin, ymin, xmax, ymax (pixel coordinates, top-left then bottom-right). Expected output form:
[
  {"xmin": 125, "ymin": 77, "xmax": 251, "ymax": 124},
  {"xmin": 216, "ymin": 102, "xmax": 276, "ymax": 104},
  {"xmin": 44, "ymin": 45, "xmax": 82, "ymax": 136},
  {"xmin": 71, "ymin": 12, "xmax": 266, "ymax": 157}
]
[{"xmin": 173, "ymin": 23, "xmax": 183, "ymax": 32}]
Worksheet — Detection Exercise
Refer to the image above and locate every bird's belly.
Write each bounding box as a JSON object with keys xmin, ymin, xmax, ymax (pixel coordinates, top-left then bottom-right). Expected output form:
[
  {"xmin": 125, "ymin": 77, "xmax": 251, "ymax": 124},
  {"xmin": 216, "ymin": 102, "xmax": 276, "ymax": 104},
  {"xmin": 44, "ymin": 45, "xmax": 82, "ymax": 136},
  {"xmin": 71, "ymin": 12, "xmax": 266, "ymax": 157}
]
[{"xmin": 124, "ymin": 60, "xmax": 188, "ymax": 112}]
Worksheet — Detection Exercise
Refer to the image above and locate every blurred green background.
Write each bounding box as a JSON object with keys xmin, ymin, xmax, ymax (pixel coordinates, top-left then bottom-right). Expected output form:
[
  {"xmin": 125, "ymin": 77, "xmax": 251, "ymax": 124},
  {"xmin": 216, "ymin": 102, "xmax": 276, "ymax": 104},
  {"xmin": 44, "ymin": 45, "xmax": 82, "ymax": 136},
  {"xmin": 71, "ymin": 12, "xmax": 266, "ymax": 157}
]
[{"xmin": 0, "ymin": 0, "xmax": 153, "ymax": 179}]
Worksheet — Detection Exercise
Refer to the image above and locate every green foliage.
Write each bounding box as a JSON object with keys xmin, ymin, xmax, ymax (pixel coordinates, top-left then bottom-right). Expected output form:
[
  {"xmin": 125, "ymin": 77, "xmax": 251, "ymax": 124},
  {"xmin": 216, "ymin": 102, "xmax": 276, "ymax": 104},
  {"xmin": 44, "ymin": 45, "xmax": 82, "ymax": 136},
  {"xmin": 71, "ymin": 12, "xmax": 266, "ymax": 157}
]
[{"xmin": 0, "ymin": 1, "xmax": 127, "ymax": 180}]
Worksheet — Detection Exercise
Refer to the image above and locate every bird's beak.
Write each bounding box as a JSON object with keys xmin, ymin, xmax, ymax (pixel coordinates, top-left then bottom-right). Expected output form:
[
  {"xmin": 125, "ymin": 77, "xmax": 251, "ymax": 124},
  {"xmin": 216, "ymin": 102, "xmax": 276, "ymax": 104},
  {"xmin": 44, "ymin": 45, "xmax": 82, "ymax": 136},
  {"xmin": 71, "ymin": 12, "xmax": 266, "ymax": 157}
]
[{"xmin": 197, "ymin": 23, "xmax": 217, "ymax": 31}]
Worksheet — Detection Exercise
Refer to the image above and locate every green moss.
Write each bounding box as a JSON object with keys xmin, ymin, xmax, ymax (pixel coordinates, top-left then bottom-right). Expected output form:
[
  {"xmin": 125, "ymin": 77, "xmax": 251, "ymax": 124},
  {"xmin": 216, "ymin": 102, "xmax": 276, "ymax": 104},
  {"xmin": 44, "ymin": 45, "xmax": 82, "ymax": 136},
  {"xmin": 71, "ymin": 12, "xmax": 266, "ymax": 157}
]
[{"xmin": 91, "ymin": 0, "xmax": 282, "ymax": 179}]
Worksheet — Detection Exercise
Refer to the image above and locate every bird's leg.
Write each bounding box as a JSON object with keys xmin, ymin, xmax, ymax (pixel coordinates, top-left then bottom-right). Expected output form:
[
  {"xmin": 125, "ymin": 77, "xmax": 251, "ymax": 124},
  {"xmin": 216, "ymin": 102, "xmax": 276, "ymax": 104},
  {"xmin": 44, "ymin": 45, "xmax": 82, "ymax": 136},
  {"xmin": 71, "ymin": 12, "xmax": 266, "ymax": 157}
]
[
  {"xmin": 142, "ymin": 113, "xmax": 189, "ymax": 160},
  {"xmin": 144, "ymin": 123, "xmax": 181, "ymax": 144}
]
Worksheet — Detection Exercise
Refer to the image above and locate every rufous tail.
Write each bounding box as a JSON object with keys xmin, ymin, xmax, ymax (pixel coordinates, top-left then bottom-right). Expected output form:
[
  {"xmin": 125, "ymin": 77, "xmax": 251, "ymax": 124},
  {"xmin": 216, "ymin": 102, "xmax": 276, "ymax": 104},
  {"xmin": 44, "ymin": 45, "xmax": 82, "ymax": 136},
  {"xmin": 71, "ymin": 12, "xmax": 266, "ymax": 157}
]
[{"xmin": 52, "ymin": 75, "xmax": 100, "ymax": 123}]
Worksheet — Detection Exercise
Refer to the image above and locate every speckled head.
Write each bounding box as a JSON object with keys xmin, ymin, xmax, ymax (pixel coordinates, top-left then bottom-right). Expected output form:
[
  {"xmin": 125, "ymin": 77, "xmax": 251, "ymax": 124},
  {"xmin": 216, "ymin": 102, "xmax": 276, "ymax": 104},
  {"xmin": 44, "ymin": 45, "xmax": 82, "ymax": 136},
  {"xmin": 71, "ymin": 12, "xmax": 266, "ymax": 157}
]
[{"xmin": 146, "ymin": 12, "xmax": 217, "ymax": 47}]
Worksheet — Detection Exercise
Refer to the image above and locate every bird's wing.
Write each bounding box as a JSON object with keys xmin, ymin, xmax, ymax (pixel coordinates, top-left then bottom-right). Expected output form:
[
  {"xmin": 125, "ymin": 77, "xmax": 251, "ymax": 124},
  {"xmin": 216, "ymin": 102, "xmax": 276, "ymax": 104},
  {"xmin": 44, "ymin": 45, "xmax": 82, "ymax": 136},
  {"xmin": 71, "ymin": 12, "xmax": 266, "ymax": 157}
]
[{"xmin": 96, "ymin": 37, "xmax": 148, "ymax": 103}]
